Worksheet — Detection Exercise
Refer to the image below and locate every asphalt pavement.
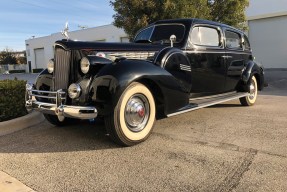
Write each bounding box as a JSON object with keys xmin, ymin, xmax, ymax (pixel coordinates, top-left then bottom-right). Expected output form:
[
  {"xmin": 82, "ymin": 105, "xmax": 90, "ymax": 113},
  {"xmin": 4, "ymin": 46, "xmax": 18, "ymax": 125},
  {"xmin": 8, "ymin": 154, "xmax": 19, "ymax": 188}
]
[{"xmin": 0, "ymin": 71, "xmax": 286, "ymax": 192}]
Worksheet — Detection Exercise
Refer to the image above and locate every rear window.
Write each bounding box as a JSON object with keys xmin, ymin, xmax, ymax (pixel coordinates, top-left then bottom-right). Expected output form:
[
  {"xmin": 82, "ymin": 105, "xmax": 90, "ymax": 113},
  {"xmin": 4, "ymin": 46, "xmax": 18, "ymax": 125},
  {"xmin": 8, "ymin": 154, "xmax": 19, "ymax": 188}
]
[{"xmin": 225, "ymin": 30, "xmax": 242, "ymax": 49}]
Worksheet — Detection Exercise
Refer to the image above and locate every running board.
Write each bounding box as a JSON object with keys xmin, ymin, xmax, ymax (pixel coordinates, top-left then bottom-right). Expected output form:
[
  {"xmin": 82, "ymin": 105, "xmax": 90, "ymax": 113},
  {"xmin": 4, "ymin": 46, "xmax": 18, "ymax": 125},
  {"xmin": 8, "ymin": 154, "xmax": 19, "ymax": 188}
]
[{"xmin": 167, "ymin": 92, "xmax": 249, "ymax": 117}]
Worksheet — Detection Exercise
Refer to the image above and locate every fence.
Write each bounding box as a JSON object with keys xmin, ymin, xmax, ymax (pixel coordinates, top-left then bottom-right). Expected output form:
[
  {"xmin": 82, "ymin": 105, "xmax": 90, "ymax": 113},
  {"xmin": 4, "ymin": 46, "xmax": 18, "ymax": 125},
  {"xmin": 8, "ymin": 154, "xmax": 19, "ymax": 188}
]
[{"xmin": 0, "ymin": 64, "xmax": 26, "ymax": 73}]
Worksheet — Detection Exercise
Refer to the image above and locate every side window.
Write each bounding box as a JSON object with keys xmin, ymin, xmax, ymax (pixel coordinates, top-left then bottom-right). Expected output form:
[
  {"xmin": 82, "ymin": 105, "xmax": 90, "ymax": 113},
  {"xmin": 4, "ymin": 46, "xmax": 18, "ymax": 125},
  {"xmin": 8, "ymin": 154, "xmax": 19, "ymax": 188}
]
[
  {"xmin": 190, "ymin": 26, "xmax": 220, "ymax": 47},
  {"xmin": 243, "ymin": 35, "xmax": 251, "ymax": 50},
  {"xmin": 225, "ymin": 30, "xmax": 242, "ymax": 49}
]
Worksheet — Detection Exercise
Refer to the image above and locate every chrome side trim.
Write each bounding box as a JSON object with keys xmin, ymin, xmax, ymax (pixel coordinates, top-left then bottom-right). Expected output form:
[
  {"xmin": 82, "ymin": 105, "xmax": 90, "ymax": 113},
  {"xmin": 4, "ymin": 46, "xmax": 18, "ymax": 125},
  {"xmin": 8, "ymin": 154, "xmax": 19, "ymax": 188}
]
[
  {"xmin": 108, "ymin": 51, "xmax": 155, "ymax": 60},
  {"xmin": 180, "ymin": 64, "xmax": 191, "ymax": 72},
  {"xmin": 189, "ymin": 91, "xmax": 237, "ymax": 101},
  {"xmin": 168, "ymin": 92, "xmax": 249, "ymax": 117},
  {"xmin": 184, "ymin": 50, "xmax": 249, "ymax": 55}
]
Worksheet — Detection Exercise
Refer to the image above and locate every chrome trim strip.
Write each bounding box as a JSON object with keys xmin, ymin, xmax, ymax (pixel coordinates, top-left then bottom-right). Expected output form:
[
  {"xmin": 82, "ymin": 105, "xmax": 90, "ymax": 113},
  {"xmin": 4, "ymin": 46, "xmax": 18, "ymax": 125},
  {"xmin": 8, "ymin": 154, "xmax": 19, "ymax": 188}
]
[
  {"xmin": 108, "ymin": 51, "xmax": 155, "ymax": 60},
  {"xmin": 221, "ymin": 55, "xmax": 233, "ymax": 59},
  {"xmin": 179, "ymin": 64, "xmax": 191, "ymax": 72},
  {"xmin": 184, "ymin": 50, "xmax": 249, "ymax": 55},
  {"xmin": 189, "ymin": 91, "xmax": 237, "ymax": 101},
  {"xmin": 168, "ymin": 92, "xmax": 249, "ymax": 117}
]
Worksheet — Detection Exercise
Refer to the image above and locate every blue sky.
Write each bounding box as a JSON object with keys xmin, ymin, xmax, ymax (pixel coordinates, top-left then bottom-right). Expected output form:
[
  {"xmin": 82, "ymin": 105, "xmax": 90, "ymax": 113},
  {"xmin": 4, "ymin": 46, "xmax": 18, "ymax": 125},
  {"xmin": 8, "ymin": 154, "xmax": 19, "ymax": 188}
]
[{"xmin": 0, "ymin": 0, "xmax": 115, "ymax": 51}]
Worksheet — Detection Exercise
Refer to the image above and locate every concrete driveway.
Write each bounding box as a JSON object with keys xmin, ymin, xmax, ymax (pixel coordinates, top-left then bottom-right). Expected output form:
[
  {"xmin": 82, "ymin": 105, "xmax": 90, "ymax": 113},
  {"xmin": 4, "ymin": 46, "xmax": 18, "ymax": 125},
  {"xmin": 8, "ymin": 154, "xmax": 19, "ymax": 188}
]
[{"xmin": 0, "ymin": 71, "xmax": 286, "ymax": 191}]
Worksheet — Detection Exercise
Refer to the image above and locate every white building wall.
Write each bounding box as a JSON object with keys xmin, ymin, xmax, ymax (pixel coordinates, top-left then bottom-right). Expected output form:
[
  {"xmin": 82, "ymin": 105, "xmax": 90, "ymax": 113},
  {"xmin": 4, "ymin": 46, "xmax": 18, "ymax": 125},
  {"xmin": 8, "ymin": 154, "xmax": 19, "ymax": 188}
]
[
  {"xmin": 25, "ymin": 24, "xmax": 128, "ymax": 72},
  {"xmin": 246, "ymin": 0, "xmax": 287, "ymax": 19},
  {"xmin": 246, "ymin": 0, "xmax": 287, "ymax": 68},
  {"xmin": 248, "ymin": 16, "xmax": 287, "ymax": 68}
]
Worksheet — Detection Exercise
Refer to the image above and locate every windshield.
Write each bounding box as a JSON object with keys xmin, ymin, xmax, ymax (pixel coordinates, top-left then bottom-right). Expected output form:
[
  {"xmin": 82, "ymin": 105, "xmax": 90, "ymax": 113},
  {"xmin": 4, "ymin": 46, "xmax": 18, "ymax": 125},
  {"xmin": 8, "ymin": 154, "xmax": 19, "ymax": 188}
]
[{"xmin": 134, "ymin": 24, "xmax": 185, "ymax": 43}]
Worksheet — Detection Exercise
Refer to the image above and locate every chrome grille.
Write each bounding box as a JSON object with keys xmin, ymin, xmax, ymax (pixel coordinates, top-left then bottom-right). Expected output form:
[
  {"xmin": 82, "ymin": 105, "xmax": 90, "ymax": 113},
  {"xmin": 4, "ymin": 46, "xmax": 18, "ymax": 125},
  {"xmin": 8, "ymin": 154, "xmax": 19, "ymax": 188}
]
[{"xmin": 54, "ymin": 48, "xmax": 71, "ymax": 90}]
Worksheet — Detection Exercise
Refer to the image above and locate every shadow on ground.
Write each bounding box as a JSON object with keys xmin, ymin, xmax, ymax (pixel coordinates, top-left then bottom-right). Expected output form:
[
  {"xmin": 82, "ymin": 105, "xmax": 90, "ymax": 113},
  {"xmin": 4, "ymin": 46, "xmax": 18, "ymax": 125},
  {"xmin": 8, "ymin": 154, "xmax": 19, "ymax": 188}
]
[
  {"xmin": 0, "ymin": 119, "xmax": 120, "ymax": 154},
  {"xmin": 261, "ymin": 70, "xmax": 287, "ymax": 96}
]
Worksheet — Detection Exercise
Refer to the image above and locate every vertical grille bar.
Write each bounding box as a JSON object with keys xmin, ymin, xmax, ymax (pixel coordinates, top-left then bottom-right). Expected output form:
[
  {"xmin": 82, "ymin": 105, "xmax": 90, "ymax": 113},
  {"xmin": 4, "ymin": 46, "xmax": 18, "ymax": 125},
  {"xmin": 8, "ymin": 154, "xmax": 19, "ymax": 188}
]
[{"xmin": 54, "ymin": 48, "xmax": 71, "ymax": 90}]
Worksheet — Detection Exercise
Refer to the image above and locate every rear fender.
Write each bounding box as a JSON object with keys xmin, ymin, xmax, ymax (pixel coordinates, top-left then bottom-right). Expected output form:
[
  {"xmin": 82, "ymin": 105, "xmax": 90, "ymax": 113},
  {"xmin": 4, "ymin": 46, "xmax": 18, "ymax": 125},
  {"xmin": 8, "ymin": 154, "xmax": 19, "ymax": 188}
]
[{"xmin": 241, "ymin": 61, "xmax": 265, "ymax": 91}]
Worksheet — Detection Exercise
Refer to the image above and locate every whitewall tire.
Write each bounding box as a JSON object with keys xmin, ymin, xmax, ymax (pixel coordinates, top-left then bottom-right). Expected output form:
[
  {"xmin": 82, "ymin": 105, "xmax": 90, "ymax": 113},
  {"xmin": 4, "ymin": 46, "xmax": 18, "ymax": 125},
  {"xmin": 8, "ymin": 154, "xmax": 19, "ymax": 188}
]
[
  {"xmin": 240, "ymin": 76, "xmax": 258, "ymax": 106},
  {"xmin": 105, "ymin": 82, "xmax": 156, "ymax": 146}
]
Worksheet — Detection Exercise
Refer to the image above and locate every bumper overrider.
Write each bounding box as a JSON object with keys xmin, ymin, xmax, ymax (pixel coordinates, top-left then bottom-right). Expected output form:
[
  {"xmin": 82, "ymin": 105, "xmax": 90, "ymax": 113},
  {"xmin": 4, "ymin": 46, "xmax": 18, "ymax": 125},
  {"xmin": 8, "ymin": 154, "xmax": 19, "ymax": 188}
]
[{"xmin": 25, "ymin": 83, "xmax": 98, "ymax": 119}]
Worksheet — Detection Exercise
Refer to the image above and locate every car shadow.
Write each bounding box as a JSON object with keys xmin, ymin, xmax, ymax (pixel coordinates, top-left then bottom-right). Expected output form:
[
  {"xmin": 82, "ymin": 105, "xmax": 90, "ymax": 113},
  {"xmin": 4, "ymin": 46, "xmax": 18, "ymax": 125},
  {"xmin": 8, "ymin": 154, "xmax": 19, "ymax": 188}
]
[
  {"xmin": 207, "ymin": 103, "xmax": 243, "ymax": 108},
  {"xmin": 0, "ymin": 119, "xmax": 121, "ymax": 154}
]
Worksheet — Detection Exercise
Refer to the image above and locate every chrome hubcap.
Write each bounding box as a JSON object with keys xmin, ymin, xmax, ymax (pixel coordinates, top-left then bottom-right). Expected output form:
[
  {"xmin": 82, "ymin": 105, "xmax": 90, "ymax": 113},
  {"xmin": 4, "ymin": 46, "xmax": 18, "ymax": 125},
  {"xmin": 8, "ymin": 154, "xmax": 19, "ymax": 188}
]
[
  {"xmin": 125, "ymin": 94, "xmax": 150, "ymax": 132},
  {"xmin": 249, "ymin": 80, "xmax": 256, "ymax": 100}
]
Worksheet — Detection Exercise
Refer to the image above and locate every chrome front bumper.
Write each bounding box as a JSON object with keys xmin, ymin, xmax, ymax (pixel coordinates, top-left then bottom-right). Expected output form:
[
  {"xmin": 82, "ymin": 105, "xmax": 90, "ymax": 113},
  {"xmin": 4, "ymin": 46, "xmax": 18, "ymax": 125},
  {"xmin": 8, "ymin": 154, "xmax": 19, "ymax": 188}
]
[{"xmin": 25, "ymin": 83, "xmax": 98, "ymax": 120}]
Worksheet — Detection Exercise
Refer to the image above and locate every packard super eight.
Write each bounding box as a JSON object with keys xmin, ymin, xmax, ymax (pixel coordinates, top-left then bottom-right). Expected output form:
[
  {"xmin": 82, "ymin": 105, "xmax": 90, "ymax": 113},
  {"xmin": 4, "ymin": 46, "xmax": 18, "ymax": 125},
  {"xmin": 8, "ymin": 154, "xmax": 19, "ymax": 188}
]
[{"xmin": 26, "ymin": 18, "xmax": 265, "ymax": 146}]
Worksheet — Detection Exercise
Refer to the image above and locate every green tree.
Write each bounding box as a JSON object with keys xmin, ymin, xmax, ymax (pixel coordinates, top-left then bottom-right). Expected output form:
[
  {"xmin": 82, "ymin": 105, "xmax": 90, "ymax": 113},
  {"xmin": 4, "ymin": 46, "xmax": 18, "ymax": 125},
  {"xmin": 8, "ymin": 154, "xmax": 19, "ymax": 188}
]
[
  {"xmin": 110, "ymin": 0, "xmax": 249, "ymax": 39},
  {"xmin": 0, "ymin": 48, "xmax": 17, "ymax": 64},
  {"xmin": 16, "ymin": 52, "xmax": 27, "ymax": 64},
  {"xmin": 110, "ymin": 0, "xmax": 210, "ymax": 39},
  {"xmin": 208, "ymin": 0, "xmax": 249, "ymax": 30}
]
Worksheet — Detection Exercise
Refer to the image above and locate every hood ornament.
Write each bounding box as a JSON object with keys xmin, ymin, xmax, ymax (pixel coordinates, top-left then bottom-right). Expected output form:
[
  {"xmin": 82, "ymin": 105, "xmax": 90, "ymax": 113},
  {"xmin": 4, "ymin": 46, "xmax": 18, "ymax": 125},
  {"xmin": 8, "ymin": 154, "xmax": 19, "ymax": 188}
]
[{"xmin": 61, "ymin": 22, "xmax": 69, "ymax": 40}]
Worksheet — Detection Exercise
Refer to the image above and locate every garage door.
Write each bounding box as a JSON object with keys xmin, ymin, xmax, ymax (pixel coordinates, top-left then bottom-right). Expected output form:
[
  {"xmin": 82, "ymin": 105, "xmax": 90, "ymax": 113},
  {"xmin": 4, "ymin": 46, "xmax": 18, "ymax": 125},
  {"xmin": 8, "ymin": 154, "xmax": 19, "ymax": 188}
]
[
  {"xmin": 248, "ymin": 16, "xmax": 287, "ymax": 68},
  {"xmin": 34, "ymin": 48, "xmax": 45, "ymax": 69}
]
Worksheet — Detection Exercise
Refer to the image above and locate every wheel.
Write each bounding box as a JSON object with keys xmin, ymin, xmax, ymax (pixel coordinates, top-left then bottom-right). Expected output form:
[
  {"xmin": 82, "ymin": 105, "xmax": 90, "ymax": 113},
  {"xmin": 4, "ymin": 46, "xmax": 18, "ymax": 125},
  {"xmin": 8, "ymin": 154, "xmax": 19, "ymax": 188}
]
[
  {"xmin": 44, "ymin": 114, "xmax": 77, "ymax": 126},
  {"xmin": 240, "ymin": 76, "xmax": 258, "ymax": 106},
  {"xmin": 105, "ymin": 82, "xmax": 156, "ymax": 146}
]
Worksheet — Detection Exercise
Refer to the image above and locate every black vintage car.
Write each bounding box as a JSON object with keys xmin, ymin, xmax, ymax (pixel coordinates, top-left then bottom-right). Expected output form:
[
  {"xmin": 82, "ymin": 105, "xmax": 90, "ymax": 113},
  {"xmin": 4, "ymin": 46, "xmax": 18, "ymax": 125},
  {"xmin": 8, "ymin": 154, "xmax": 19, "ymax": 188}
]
[{"xmin": 26, "ymin": 18, "xmax": 265, "ymax": 146}]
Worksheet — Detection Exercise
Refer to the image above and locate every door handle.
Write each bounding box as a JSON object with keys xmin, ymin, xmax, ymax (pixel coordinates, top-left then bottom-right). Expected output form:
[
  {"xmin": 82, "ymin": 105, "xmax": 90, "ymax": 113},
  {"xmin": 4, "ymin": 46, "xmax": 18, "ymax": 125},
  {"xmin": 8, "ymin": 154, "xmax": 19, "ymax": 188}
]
[{"xmin": 221, "ymin": 55, "xmax": 233, "ymax": 59}]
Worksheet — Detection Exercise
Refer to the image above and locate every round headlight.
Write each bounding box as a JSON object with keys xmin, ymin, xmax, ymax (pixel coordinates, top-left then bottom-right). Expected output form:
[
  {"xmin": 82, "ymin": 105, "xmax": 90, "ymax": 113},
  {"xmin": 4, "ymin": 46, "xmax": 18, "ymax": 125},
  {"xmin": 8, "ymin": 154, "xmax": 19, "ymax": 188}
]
[
  {"xmin": 68, "ymin": 83, "xmax": 81, "ymax": 99},
  {"xmin": 47, "ymin": 59, "xmax": 54, "ymax": 73},
  {"xmin": 80, "ymin": 57, "xmax": 90, "ymax": 74}
]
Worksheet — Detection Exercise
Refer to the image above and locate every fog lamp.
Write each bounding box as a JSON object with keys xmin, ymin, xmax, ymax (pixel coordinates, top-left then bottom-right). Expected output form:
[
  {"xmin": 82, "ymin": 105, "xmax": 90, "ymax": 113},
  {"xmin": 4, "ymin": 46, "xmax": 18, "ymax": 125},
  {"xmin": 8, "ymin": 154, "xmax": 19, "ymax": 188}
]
[{"xmin": 68, "ymin": 83, "xmax": 81, "ymax": 99}]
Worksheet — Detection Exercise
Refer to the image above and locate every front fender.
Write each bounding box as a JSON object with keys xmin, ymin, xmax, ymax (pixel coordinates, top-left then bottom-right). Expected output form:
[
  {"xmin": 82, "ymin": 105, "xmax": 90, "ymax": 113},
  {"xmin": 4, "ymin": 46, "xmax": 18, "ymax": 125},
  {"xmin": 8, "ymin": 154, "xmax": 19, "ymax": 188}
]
[
  {"xmin": 35, "ymin": 69, "xmax": 53, "ymax": 91},
  {"xmin": 91, "ymin": 59, "xmax": 189, "ymax": 116}
]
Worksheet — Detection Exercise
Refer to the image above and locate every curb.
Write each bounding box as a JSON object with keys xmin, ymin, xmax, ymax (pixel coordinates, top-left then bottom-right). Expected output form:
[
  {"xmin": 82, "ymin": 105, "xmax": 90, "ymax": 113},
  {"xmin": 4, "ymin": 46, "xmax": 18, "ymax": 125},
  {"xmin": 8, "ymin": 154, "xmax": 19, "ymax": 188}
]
[
  {"xmin": 0, "ymin": 111, "xmax": 44, "ymax": 137},
  {"xmin": 0, "ymin": 171, "xmax": 36, "ymax": 192}
]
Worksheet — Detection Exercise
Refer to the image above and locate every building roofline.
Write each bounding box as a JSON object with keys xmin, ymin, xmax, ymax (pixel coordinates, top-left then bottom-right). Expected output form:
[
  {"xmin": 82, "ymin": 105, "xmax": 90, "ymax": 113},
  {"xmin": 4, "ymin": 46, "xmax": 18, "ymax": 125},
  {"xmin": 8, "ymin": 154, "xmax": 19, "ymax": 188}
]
[
  {"xmin": 25, "ymin": 23, "xmax": 116, "ymax": 41},
  {"xmin": 247, "ymin": 11, "xmax": 287, "ymax": 21}
]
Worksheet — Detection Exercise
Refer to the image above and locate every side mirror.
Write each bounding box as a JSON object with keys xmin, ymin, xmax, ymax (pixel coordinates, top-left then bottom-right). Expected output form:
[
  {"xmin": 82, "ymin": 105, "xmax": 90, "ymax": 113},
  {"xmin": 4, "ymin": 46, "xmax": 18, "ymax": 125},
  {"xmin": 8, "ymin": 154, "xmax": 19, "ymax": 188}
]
[{"xmin": 170, "ymin": 35, "xmax": 176, "ymax": 47}]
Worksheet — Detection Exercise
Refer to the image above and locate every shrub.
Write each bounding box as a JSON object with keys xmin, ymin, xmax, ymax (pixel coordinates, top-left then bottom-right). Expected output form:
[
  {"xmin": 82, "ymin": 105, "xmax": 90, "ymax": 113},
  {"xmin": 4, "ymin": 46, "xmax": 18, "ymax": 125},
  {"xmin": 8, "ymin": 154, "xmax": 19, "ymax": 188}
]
[
  {"xmin": 32, "ymin": 68, "xmax": 44, "ymax": 73},
  {"xmin": 0, "ymin": 79, "xmax": 28, "ymax": 122},
  {"xmin": 9, "ymin": 69, "xmax": 26, "ymax": 74}
]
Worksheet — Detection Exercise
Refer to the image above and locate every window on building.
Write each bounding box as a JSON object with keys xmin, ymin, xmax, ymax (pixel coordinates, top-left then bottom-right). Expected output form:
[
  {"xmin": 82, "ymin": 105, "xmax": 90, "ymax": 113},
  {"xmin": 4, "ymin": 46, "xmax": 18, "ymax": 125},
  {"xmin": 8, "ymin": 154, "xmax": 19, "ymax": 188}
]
[
  {"xmin": 190, "ymin": 26, "xmax": 220, "ymax": 47},
  {"xmin": 225, "ymin": 30, "xmax": 242, "ymax": 49}
]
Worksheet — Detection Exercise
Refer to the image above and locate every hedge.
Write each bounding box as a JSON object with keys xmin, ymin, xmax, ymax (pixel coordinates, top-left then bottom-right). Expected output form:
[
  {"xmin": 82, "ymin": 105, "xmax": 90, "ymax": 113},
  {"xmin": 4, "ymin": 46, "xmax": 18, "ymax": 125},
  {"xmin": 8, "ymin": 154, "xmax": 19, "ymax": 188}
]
[
  {"xmin": 0, "ymin": 79, "xmax": 28, "ymax": 122},
  {"xmin": 32, "ymin": 68, "xmax": 44, "ymax": 73},
  {"xmin": 9, "ymin": 70, "xmax": 26, "ymax": 74}
]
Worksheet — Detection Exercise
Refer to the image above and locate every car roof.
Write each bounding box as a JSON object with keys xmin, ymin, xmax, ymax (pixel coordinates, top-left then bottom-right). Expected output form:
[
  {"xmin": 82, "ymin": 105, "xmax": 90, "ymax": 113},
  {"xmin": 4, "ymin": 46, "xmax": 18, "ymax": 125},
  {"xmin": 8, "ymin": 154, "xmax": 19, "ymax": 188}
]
[{"xmin": 152, "ymin": 18, "xmax": 243, "ymax": 34}]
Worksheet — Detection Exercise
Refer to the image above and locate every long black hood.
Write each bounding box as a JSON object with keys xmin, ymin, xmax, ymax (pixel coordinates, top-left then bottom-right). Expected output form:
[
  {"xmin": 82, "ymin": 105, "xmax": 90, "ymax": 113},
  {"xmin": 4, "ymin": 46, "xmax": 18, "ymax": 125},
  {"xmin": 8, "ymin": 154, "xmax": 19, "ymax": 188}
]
[{"xmin": 55, "ymin": 40, "xmax": 166, "ymax": 52}]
